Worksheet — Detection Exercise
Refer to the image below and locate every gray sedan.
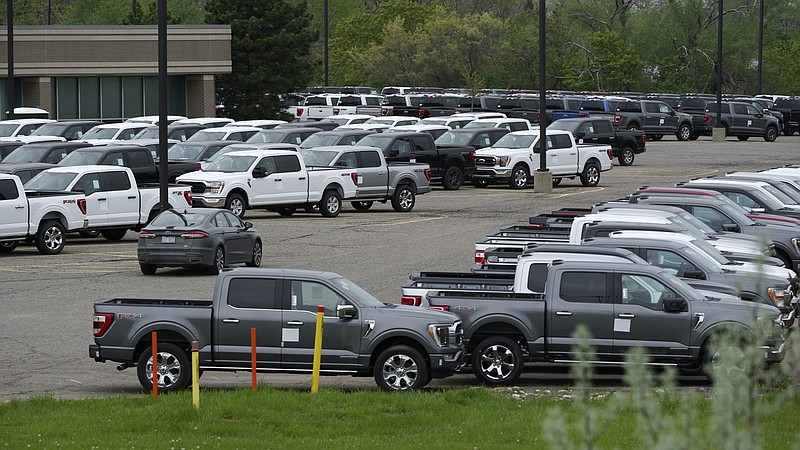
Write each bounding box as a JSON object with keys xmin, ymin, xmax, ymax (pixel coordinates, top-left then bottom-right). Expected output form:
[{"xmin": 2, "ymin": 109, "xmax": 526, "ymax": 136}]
[{"xmin": 137, "ymin": 208, "xmax": 262, "ymax": 275}]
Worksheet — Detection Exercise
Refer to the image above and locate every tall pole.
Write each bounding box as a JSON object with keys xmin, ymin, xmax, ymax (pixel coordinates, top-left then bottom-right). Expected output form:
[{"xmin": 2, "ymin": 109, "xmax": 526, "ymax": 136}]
[
  {"xmin": 714, "ymin": 0, "xmax": 723, "ymax": 138},
  {"xmin": 757, "ymin": 0, "xmax": 764, "ymax": 95},
  {"xmin": 6, "ymin": 0, "xmax": 15, "ymax": 120},
  {"xmin": 158, "ymin": 0, "xmax": 169, "ymax": 212},
  {"xmin": 323, "ymin": 0, "xmax": 329, "ymax": 86},
  {"xmin": 533, "ymin": 0, "xmax": 552, "ymax": 193}
]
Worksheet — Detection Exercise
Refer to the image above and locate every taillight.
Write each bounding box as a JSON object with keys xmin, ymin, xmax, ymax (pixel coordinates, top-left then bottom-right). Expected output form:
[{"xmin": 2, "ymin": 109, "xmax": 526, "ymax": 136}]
[
  {"xmin": 641, "ymin": 134, "xmax": 647, "ymax": 144},
  {"xmin": 579, "ymin": 113, "xmax": 588, "ymax": 118},
  {"xmin": 475, "ymin": 250, "xmax": 486, "ymax": 264},
  {"xmin": 181, "ymin": 230, "xmax": 209, "ymax": 239},
  {"xmin": 93, "ymin": 313, "xmax": 114, "ymax": 337},
  {"xmin": 418, "ymin": 109, "xmax": 426, "ymax": 118},
  {"xmin": 614, "ymin": 115, "xmax": 622, "ymax": 124},
  {"xmin": 469, "ymin": 151, "xmax": 476, "ymax": 164},
  {"xmin": 139, "ymin": 230, "xmax": 156, "ymax": 239},
  {"xmin": 351, "ymin": 172, "xmax": 360, "ymax": 186},
  {"xmin": 296, "ymin": 108, "xmax": 304, "ymax": 117},
  {"xmin": 424, "ymin": 168, "xmax": 431, "ymax": 182},
  {"xmin": 704, "ymin": 114, "xmax": 712, "ymax": 124},
  {"xmin": 401, "ymin": 295, "xmax": 421, "ymax": 306},
  {"xmin": 430, "ymin": 305, "xmax": 450, "ymax": 311},
  {"xmin": 77, "ymin": 199, "xmax": 87, "ymax": 215},
  {"xmin": 183, "ymin": 190, "xmax": 192, "ymax": 205},
  {"xmin": 607, "ymin": 148, "xmax": 614, "ymax": 160}
]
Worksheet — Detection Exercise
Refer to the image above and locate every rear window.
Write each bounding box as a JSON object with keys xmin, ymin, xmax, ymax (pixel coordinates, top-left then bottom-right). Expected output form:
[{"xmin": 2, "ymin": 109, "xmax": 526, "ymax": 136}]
[
  {"xmin": 150, "ymin": 211, "xmax": 209, "ymax": 227},
  {"xmin": 227, "ymin": 278, "xmax": 278, "ymax": 309},
  {"xmin": 0, "ymin": 178, "xmax": 19, "ymax": 200},
  {"xmin": 559, "ymin": 272, "xmax": 608, "ymax": 303}
]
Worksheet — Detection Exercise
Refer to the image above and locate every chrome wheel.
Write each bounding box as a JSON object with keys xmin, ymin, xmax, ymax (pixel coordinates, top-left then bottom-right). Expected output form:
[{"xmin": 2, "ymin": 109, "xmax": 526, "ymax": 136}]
[
  {"xmin": 144, "ymin": 351, "xmax": 184, "ymax": 389},
  {"xmin": 510, "ymin": 166, "xmax": 529, "ymax": 189},
  {"xmin": 397, "ymin": 190, "xmax": 413, "ymax": 209},
  {"xmin": 478, "ymin": 344, "xmax": 516, "ymax": 382},
  {"xmin": 381, "ymin": 354, "xmax": 420, "ymax": 390},
  {"xmin": 225, "ymin": 194, "xmax": 246, "ymax": 218},
  {"xmin": 43, "ymin": 225, "xmax": 64, "ymax": 252}
]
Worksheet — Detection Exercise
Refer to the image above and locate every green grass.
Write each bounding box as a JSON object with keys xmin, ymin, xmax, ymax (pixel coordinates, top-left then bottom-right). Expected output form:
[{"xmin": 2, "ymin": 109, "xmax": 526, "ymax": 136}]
[{"xmin": 1, "ymin": 386, "xmax": 798, "ymax": 449}]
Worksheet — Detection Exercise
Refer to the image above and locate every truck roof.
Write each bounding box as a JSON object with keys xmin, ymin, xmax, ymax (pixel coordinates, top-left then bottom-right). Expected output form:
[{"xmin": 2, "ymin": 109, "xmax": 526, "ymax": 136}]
[
  {"xmin": 39, "ymin": 164, "xmax": 131, "ymax": 174},
  {"xmin": 220, "ymin": 267, "xmax": 343, "ymax": 281},
  {"xmin": 223, "ymin": 149, "xmax": 299, "ymax": 158}
]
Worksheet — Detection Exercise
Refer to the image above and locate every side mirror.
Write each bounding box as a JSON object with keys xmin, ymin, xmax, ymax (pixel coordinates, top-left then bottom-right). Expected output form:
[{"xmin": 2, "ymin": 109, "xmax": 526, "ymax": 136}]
[
  {"xmin": 334, "ymin": 160, "xmax": 348, "ymax": 167},
  {"xmin": 756, "ymin": 113, "xmax": 764, "ymax": 118},
  {"xmin": 722, "ymin": 223, "xmax": 740, "ymax": 232},
  {"xmin": 252, "ymin": 167, "xmax": 267, "ymax": 178},
  {"xmin": 663, "ymin": 297, "xmax": 688, "ymax": 313},
  {"xmin": 387, "ymin": 149, "xmax": 399, "ymax": 157},
  {"xmin": 336, "ymin": 304, "xmax": 357, "ymax": 319},
  {"xmin": 243, "ymin": 221, "xmax": 253, "ymax": 230},
  {"xmin": 575, "ymin": 132, "xmax": 585, "ymax": 139}
]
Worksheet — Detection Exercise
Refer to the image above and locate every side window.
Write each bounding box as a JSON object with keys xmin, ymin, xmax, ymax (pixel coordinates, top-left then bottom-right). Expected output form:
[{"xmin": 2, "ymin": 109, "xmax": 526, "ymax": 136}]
[
  {"xmin": 222, "ymin": 211, "xmax": 244, "ymax": 228},
  {"xmin": 644, "ymin": 249, "xmax": 698, "ymax": 277},
  {"xmin": 288, "ymin": 133, "xmax": 303, "ymax": 145},
  {"xmin": 552, "ymin": 134, "xmax": 572, "ymax": 149},
  {"xmin": 578, "ymin": 124, "xmax": 595, "ymax": 135},
  {"xmin": 559, "ymin": 271, "xmax": 608, "ymax": 303},
  {"xmin": 411, "ymin": 136, "xmax": 430, "ymax": 152},
  {"xmin": 291, "ymin": 280, "xmax": 346, "ymax": 316},
  {"xmin": 0, "ymin": 179, "xmax": 19, "ymax": 200},
  {"xmin": 722, "ymin": 191, "xmax": 761, "ymax": 209},
  {"xmin": 645, "ymin": 102, "xmax": 660, "ymax": 113},
  {"xmin": 276, "ymin": 154, "xmax": 302, "ymax": 173},
  {"xmin": 210, "ymin": 213, "xmax": 228, "ymax": 228},
  {"xmin": 658, "ymin": 103, "xmax": 672, "ymax": 114},
  {"xmin": 733, "ymin": 104, "xmax": 748, "ymax": 114},
  {"xmin": 390, "ymin": 139, "xmax": 413, "ymax": 156},
  {"xmin": 620, "ymin": 274, "xmax": 677, "ymax": 310},
  {"xmin": 256, "ymin": 156, "xmax": 278, "ymax": 174},
  {"xmin": 526, "ymin": 264, "xmax": 548, "ymax": 293},
  {"xmin": 357, "ymin": 151, "xmax": 382, "ymax": 168},
  {"xmin": 227, "ymin": 278, "xmax": 278, "ymax": 309},
  {"xmin": 75, "ymin": 173, "xmax": 102, "ymax": 195},
  {"xmin": 101, "ymin": 171, "xmax": 132, "ymax": 191},
  {"xmin": 128, "ymin": 150, "xmax": 151, "ymax": 169},
  {"xmin": 19, "ymin": 124, "xmax": 36, "ymax": 136},
  {"xmin": 15, "ymin": 170, "xmax": 33, "ymax": 184},
  {"xmin": 746, "ymin": 105, "xmax": 760, "ymax": 116},
  {"xmin": 691, "ymin": 206, "xmax": 729, "ymax": 231},
  {"xmin": 100, "ymin": 152, "xmax": 125, "ymax": 166},
  {"xmin": 595, "ymin": 120, "xmax": 613, "ymax": 133},
  {"xmin": 336, "ymin": 152, "xmax": 357, "ymax": 168}
]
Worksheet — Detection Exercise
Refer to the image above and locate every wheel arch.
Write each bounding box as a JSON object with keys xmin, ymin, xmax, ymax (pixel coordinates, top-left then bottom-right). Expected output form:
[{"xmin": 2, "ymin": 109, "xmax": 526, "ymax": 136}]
[
  {"xmin": 466, "ymin": 316, "xmax": 532, "ymax": 354},
  {"xmin": 40, "ymin": 212, "xmax": 69, "ymax": 230},
  {"xmin": 131, "ymin": 323, "xmax": 198, "ymax": 362},
  {"xmin": 227, "ymin": 188, "xmax": 250, "ymax": 207},
  {"xmin": 368, "ymin": 333, "xmax": 430, "ymax": 371}
]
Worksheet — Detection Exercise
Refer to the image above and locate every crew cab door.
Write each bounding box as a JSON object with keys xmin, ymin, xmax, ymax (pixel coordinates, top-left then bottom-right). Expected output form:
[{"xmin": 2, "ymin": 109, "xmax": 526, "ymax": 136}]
[
  {"xmin": 0, "ymin": 177, "xmax": 28, "ymax": 237},
  {"xmin": 406, "ymin": 135, "xmax": 441, "ymax": 174},
  {"xmin": 535, "ymin": 134, "xmax": 575, "ymax": 176},
  {"xmin": 213, "ymin": 276, "xmax": 283, "ymax": 368},
  {"xmin": 100, "ymin": 170, "xmax": 139, "ymax": 226},
  {"xmin": 274, "ymin": 154, "xmax": 308, "ymax": 203},
  {"xmin": 547, "ymin": 270, "xmax": 614, "ymax": 357},
  {"xmin": 281, "ymin": 278, "xmax": 363, "ymax": 370},
  {"xmin": 335, "ymin": 150, "xmax": 387, "ymax": 198},
  {"xmin": 73, "ymin": 172, "xmax": 108, "ymax": 227},
  {"xmin": 613, "ymin": 272, "xmax": 691, "ymax": 360}
]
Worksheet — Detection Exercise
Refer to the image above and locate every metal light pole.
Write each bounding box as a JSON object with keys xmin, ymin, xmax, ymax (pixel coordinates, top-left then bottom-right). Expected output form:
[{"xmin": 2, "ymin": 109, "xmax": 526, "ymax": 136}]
[
  {"xmin": 6, "ymin": 0, "xmax": 15, "ymax": 120},
  {"xmin": 712, "ymin": 0, "xmax": 724, "ymax": 141},
  {"xmin": 757, "ymin": 0, "xmax": 764, "ymax": 94},
  {"xmin": 533, "ymin": 0, "xmax": 552, "ymax": 193},
  {"xmin": 158, "ymin": 0, "xmax": 169, "ymax": 212}
]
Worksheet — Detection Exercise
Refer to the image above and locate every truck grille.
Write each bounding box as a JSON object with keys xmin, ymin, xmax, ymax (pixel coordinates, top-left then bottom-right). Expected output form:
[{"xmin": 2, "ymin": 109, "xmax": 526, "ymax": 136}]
[
  {"xmin": 186, "ymin": 182, "xmax": 207, "ymax": 194},
  {"xmin": 475, "ymin": 156, "xmax": 496, "ymax": 166}
]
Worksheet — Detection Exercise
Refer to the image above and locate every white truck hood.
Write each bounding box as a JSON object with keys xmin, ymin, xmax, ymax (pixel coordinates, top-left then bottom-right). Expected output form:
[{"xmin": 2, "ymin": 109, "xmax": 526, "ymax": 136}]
[
  {"xmin": 722, "ymin": 260, "xmax": 794, "ymax": 282},
  {"xmin": 475, "ymin": 147, "xmax": 531, "ymax": 158},
  {"xmin": 176, "ymin": 171, "xmax": 247, "ymax": 184}
]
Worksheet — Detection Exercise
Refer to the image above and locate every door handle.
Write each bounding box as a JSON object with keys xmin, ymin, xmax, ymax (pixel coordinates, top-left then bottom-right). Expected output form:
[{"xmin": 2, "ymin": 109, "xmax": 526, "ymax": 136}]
[
  {"xmin": 14, "ymin": 205, "xmax": 25, "ymax": 209},
  {"xmin": 298, "ymin": 177, "xmax": 306, "ymax": 180},
  {"xmin": 618, "ymin": 313, "xmax": 635, "ymax": 318},
  {"xmin": 555, "ymin": 311, "xmax": 573, "ymax": 316},
  {"xmin": 127, "ymin": 196, "xmax": 136, "ymax": 199},
  {"xmin": 274, "ymin": 178, "xmax": 282, "ymax": 182},
  {"xmin": 286, "ymin": 321, "xmax": 304, "ymax": 326},
  {"xmin": 98, "ymin": 198, "xmax": 107, "ymax": 201},
  {"xmin": 379, "ymin": 171, "xmax": 387, "ymax": 175},
  {"xmin": 222, "ymin": 318, "xmax": 240, "ymax": 324}
]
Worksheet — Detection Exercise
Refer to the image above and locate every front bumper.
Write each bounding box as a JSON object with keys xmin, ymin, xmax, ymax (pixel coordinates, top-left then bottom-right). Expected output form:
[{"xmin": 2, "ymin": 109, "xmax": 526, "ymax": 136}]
[
  {"xmin": 473, "ymin": 168, "xmax": 511, "ymax": 181},
  {"xmin": 428, "ymin": 348, "xmax": 466, "ymax": 379},
  {"xmin": 191, "ymin": 195, "xmax": 226, "ymax": 208},
  {"xmin": 763, "ymin": 340, "xmax": 787, "ymax": 363}
]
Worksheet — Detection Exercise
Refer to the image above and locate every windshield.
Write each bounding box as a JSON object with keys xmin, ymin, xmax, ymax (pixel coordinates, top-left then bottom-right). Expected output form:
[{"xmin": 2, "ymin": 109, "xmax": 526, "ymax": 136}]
[
  {"xmin": 663, "ymin": 272, "xmax": 705, "ymax": 302},
  {"xmin": 685, "ymin": 238, "xmax": 730, "ymax": 266},
  {"xmin": 81, "ymin": 127, "xmax": 119, "ymax": 140},
  {"xmin": 772, "ymin": 181, "xmax": 800, "ymax": 204},
  {"xmin": 364, "ymin": 118, "xmax": 397, "ymax": 126},
  {"xmin": 133, "ymin": 128, "xmax": 159, "ymax": 139},
  {"xmin": 331, "ymin": 277, "xmax": 386, "ymax": 307},
  {"xmin": 463, "ymin": 120, "xmax": 496, "ymax": 128},
  {"xmin": 203, "ymin": 154, "xmax": 256, "ymax": 172},
  {"xmin": 149, "ymin": 210, "xmax": 209, "ymax": 227},
  {"xmin": 421, "ymin": 119, "xmax": 447, "ymax": 127},
  {"xmin": 30, "ymin": 123, "xmax": 67, "ymax": 136},
  {"xmin": 190, "ymin": 131, "xmax": 227, "ymax": 141},
  {"xmin": 24, "ymin": 171, "xmax": 78, "ymax": 190},
  {"xmin": 2, "ymin": 147, "xmax": 48, "ymax": 163},
  {"xmin": 492, "ymin": 133, "xmax": 535, "ymax": 149},
  {"xmin": 435, "ymin": 131, "xmax": 471, "ymax": 145},
  {"xmin": 0, "ymin": 124, "xmax": 20, "ymax": 137},
  {"xmin": 203, "ymin": 146, "xmax": 255, "ymax": 164},
  {"xmin": 246, "ymin": 131, "xmax": 284, "ymax": 143},
  {"xmin": 300, "ymin": 150, "xmax": 339, "ymax": 166},
  {"xmin": 548, "ymin": 121, "xmax": 579, "ymax": 133},
  {"xmin": 760, "ymin": 183, "xmax": 798, "ymax": 205},
  {"xmin": 355, "ymin": 135, "xmax": 391, "ymax": 150},
  {"xmin": 168, "ymin": 143, "xmax": 207, "ymax": 161},
  {"xmin": 299, "ymin": 134, "xmax": 339, "ymax": 149},
  {"xmin": 326, "ymin": 117, "xmax": 359, "ymax": 126},
  {"xmin": 57, "ymin": 151, "xmax": 101, "ymax": 166},
  {"xmin": 680, "ymin": 244, "xmax": 723, "ymax": 272}
]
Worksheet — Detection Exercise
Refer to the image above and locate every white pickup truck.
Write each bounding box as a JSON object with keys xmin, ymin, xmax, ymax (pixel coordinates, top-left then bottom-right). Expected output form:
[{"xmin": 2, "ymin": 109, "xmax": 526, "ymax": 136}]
[
  {"xmin": 24, "ymin": 165, "xmax": 193, "ymax": 241},
  {"xmin": 472, "ymin": 129, "xmax": 613, "ymax": 188},
  {"xmin": 176, "ymin": 149, "xmax": 357, "ymax": 218},
  {"xmin": 0, "ymin": 173, "xmax": 86, "ymax": 254}
]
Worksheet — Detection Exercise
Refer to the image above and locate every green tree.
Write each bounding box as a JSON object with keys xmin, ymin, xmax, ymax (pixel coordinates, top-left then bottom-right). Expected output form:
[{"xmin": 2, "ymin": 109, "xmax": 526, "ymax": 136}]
[
  {"xmin": 61, "ymin": 0, "xmax": 206, "ymax": 25},
  {"xmin": 206, "ymin": 0, "xmax": 319, "ymax": 120},
  {"xmin": 0, "ymin": 0, "xmax": 66, "ymax": 25}
]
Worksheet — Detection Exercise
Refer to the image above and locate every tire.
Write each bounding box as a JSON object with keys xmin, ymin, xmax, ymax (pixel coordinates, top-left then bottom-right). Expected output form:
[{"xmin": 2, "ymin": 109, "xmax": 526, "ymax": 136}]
[
  {"xmin": 676, "ymin": 123, "xmax": 691, "ymax": 141},
  {"xmin": 319, "ymin": 189, "xmax": 342, "ymax": 217},
  {"xmin": 78, "ymin": 230, "xmax": 101, "ymax": 238},
  {"xmin": 391, "ymin": 184, "xmax": 415, "ymax": 212},
  {"xmin": 552, "ymin": 177, "xmax": 562, "ymax": 187},
  {"xmin": 140, "ymin": 264, "xmax": 157, "ymax": 275},
  {"xmin": 373, "ymin": 345, "xmax": 429, "ymax": 392},
  {"xmin": 689, "ymin": 134, "xmax": 700, "ymax": 141},
  {"xmin": 136, "ymin": 342, "xmax": 191, "ymax": 393},
  {"xmin": 0, "ymin": 240, "xmax": 18, "ymax": 253},
  {"xmin": 442, "ymin": 165, "xmax": 464, "ymax": 190},
  {"xmin": 737, "ymin": 135, "xmax": 750, "ymax": 141},
  {"xmin": 580, "ymin": 162, "xmax": 601, "ymax": 187},
  {"xmin": 783, "ymin": 126, "xmax": 795, "ymax": 136},
  {"xmin": 209, "ymin": 246, "xmax": 225, "ymax": 274},
  {"xmin": 246, "ymin": 240, "xmax": 262, "ymax": 267},
  {"xmin": 35, "ymin": 220, "xmax": 66, "ymax": 255},
  {"xmin": 471, "ymin": 179, "xmax": 489, "ymax": 188},
  {"xmin": 619, "ymin": 146, "xmax": 635, "ymax": 166},
  {"xmin": 627, "ymin": 123, "xmax": 640, "ymax": 131},
  {"xmin": 648, "ymin": 134, "xmax": 663, "ymax": 141},
  {"xmin": 275, "ymin": 206, "xmax": 296, "ymax": 216},
  {"xmin": 764, "ymin": 126, "xmax": 778, "ymax": 142},
  {"xmin": 225, "ymin": 193, "xmax": 246, "ymax": 219},
  {"xmin": 471, "ymin": 335, "xmax": 524, "ymax": 386},
  {"xmin": 508, "ymin": 165, "xmax": 529, "ymax": 189},
  {"xmin": 351, "ymin": 201, "xmax": 373, "ymax": 211},
  {"xmin": 100, "ymin": 228, "xmax": 127, "ymax": 241}
]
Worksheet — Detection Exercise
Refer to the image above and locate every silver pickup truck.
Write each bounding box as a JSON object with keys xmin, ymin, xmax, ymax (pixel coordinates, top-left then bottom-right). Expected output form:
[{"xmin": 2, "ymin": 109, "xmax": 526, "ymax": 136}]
[
  {"xmin": 409, "ymin": 260, "xmax": 785, "ymax": 385},
  {"xmin": 301, "ymin": 145, "xmax": 431, "ymax": 212},
  {"xmin": 89, "ymin": 268, "xmax": 464, "ymax": 392}
]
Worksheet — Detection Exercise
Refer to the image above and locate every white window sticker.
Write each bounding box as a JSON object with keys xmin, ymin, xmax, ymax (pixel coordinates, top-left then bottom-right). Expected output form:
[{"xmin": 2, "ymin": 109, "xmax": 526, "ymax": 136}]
[
  {"xmin": 614, "ymin": 318, "xmax": 631, "ymax": 333},
  {"xmin": 282, "ymin": 328, "xmax": 299, "ymax": 343},
  {"xmin": 659, "ymin": 118, "xmax": 665, "ymax": 125},
  {"xmin": 93, "ymin": 179, "xmax": 100, "ymax": 189}
]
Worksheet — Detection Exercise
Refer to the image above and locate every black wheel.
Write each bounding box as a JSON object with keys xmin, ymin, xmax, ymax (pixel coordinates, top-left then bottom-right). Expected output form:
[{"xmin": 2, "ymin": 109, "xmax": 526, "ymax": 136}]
[
  {"xmin": 552, "ymin": 177, "xmax": 562, "ymax": 187},
  {"xmin": 0, "ymin": 240, "xmax": 18, "ymax": 253},
  {"xmin": 442, "ymin": 165, "xmax": 464, "ymax": 190},
  {"xmin": 246, "ymin": 240, "xmax": 262, "ymax": 267},
  {"xmin": 619, "ymin": 146, "xmax": 635, "ymax": 166},
  {"xmin": 225, "ymin": 193, "xmax": 246, "ymax": 219},
  {"xmin": 78, "ymin": 230, "xmax": 101, "ymax": 238},
  {"xmin": 627, "ymin": 123, "xmax": 640, "ymax": 131},
  {"xmin": 319, "ymin": 189, "xmax": 342, "ymax": 217},
  {"xmin": 351, "ymin": 201, "xmax": 373, "ymax": 211},
  {"xmin": 580, "ymin": 162, "xmax": 601, "ymax": 187},
  {"xmin": 737, "ymin": 135, "xmax": 750, "ymax": 141},
  {"xmin": 676, "ymin": 124, "xmax": 691, "ymax": 141},
  {"xmin": 209, "ymin": 246, "xmax": 225, "ymax": 274},
  {"xmin": 764, "ymin": 126, "xmax": 778, "ymax": 142},
  {"xmin": 140, "ymin": 264, "xmax": 157, "ymax": 275},
  {"xmin": 136, "ymin": 342, "xmax": 191, "ymax": 393},
  {"xmin": 783, "ymin": 127, "xmax": 795, "ymax": 136},
  {"xmin": 689, "ymin": 134, "xmax": 700, "ymax": 141},
  {"xmin": 471, "ymin": 179, "xmax": 489, "ymax": 188},
  {"xmin": 509, "ymin": 165, "xmax": 529, "ymax": 189},
  {"xmin": 373, "ymin": 345, "xmax": 429, "ymax": 392},
  {"xmin": 100, "ymin": 228, "xmax": 127, "ymax": 241},
  {"xmin": 391, "ymin": 184, "xmax": 415, "ymax": 212},
  {"xmin": 471, "ymin": 335, "xmax": 524, "ymax": 386},
  {"xmin": 35, "ymin": 220, "xmax": 65, "ymax": 255},
  {"xmin": 648, "ymin": 134, "xmax": 664, "ymax": 141},
  {"xmin": 275, "ymin": 206, "xmax": 296, "ymax": 216}
]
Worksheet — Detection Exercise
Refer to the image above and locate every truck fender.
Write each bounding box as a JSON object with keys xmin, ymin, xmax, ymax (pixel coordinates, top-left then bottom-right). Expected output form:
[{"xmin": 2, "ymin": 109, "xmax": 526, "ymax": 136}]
[
  {"xmin": 395, "ymin": 177, "xmax": 417, "ymax": 192},
  {"xmin": 39, "ymin": 211, "xmax": 69, "ymax": 232},
  {"xmin": 464, "ymin": 314, "xmax": 536, "ymax": 352},
  {"xmin": 227, "ymin": 187, "xmax": 250, "ymax": 204},
  {"xmin": 365, "ymin": 328, "xmax": 433, "ymax": 367},
  {"xmin": 695, "ymin": 320, "xmax": 755, "ymax": 356},
  {"xmin": 130, "ymin": 321, "xmax": 203, "ymax": 360},
  {"xmin": 323, "ymin": 182, "xmax": 345, "ymax": 198}
]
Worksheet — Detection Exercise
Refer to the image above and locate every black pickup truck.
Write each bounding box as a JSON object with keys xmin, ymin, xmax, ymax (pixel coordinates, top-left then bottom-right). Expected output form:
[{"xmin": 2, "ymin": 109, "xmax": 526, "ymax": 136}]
[
  {"xmin": 56, "ymin": 144, "xmax": 199, "ymax": 183},
  {"xmin": 548, "ymin": 117, "xmax": 646, "ymax": 166},
  {"xmin": 358, "ymin": 131, "xmax": 476, "ymax": 190},
  {"xmin": 390, "ymin": 95, "xmax": 460, "ymax": 119},
  {"xmin": 774, "ymin": 97, "xmax": 800, "ymax": 136},
  {"xmin": 613, "ymin": 100, "xmax": 701, "ymax": 141},
  {"xmin": 433, "ymin": 127, "xmax": 509, "ymax": 151}
]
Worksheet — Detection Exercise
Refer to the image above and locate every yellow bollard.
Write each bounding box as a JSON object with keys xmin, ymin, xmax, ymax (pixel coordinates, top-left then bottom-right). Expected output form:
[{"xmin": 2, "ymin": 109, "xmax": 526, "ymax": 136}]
[
  {"xmin": 311, "ymin": 305, "xmax": 324, "ymax": 393},
  {"xmin": 191, "ymin": 341, "xmax": 199, "ymax": 410}
]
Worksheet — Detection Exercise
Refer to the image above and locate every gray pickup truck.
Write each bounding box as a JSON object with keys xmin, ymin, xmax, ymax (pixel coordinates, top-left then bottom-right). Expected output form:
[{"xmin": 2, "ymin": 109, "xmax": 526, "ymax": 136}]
[
  {"xmin": 301, "ymin": 145, "xmax": 431, "ymax": 212},
  {"xmin": 413, "ymin": 260, "xmax": 785, "ymax": 385},
  {"xmin": 89, "ymin": 268, "xmax": 464, "ymax": 392}
]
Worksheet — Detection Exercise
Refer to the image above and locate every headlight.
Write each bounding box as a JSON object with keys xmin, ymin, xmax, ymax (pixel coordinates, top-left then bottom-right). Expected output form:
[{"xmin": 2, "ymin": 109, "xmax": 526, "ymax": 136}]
[
  {"xmin": 208, "ymin": 181, "xmax": 225, "ymax": 194},
  {"xmin": 791, "ymin": 237, "xmax": 800, "ymax": 254},
  {"xmin": 768, "ymin": 287, "xmax": 786, "ymax": 308},
  {"xmin": 756, "ymin": 315, "xmax": 782, "ymax": 338},
  {"xmin": 428, "ymin": 324, "xmax": 450, "ymax": 347},
  {"xmin": 498, "ymin": 156, "xmax": 510, "ymax": 166}
]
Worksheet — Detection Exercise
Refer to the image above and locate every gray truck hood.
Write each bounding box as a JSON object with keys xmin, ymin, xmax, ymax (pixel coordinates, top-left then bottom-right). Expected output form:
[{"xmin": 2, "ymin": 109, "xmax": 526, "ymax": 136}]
[{"xmin": 376, "ymin": 304, "xmax": 459, "ymax": 323}]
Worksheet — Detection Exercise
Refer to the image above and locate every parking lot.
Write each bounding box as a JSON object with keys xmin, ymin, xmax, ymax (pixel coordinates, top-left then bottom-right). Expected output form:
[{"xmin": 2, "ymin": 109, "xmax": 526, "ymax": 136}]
[{"xmin": 2, "ymin": 135, "xmax": 799, "ymax": 401}]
